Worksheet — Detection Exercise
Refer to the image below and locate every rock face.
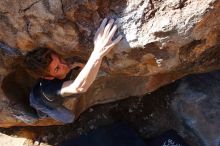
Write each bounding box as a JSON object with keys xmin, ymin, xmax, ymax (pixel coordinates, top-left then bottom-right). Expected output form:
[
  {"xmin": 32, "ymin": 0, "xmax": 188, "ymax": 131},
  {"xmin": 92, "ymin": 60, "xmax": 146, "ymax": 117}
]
[
  {"xmin": 0, "ymin": 0, "xmax": 220, "ymax": 127},
  {"xmin": 172, "ymin": 71, "xmax": 220, "ymax": 146}
]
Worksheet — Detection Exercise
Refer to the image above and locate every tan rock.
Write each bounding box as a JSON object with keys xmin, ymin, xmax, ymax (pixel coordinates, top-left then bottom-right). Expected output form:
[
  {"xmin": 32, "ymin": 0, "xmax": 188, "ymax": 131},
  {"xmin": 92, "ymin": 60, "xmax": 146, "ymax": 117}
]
[{"xmin": 0, "ymin": 0, "xmax": 219, "ymax": 127}]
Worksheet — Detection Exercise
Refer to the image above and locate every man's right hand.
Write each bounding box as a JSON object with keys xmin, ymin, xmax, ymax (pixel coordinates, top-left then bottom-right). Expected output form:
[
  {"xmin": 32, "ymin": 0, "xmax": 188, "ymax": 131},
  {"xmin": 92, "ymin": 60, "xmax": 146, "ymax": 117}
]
[{"xmin": 93, "ymin": 18, "xmax": 122, "ymax": 59}]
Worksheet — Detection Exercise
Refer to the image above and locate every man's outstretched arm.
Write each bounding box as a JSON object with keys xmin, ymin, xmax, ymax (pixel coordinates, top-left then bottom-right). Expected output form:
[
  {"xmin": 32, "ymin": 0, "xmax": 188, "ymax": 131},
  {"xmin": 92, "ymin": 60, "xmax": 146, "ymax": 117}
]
[{"xmin": 60, "ymin": 18, "xmax": 122, "ymax": 97}]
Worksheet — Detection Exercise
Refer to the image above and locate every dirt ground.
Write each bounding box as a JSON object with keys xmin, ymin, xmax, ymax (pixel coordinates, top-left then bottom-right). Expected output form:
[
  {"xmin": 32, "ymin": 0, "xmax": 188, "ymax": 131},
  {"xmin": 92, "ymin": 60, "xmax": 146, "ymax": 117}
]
[{"xmin": 0, "ymin": 81, "xmax": 200, "ymax": 146}]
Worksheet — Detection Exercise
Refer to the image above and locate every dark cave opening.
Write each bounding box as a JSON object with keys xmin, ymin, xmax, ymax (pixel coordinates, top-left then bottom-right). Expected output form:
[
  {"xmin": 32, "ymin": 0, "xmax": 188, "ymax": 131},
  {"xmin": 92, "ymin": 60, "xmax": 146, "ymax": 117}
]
[{"xmin": 1, "ymin": 67, "xmax": 38, "ymax": 119}]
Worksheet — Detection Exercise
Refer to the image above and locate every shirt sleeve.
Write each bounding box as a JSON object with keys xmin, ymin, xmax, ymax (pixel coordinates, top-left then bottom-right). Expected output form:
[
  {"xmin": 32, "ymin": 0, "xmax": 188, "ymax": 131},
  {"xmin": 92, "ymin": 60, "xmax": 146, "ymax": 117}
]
[{"xmin": 40, "ymin": 79, "xmax": 64, "ymax": 100}]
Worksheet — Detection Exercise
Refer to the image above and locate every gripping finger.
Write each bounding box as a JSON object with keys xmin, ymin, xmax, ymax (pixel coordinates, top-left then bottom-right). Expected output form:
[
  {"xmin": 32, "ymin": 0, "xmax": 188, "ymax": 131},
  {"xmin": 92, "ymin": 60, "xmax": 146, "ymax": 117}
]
[
  {"xmin": 103, "ymin": 19, "xmax": 114, "ymax": 36},
  {"xmin": 107, "ymin": 24, "xmax": 118, "ymax": 41},
  {"xmin": 94, "ymin": 18, "xmax": 108, "ymax": 40},
  {"xmin": 99, "ymin": 18, "xmax": 108, "ymax": 34}
]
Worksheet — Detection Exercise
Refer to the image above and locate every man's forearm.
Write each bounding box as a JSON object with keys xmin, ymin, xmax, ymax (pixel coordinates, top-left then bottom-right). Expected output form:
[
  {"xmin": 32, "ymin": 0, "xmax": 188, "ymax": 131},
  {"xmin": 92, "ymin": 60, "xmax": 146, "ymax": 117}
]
[
  {"xmin": 61, "ymin": 52, "xmax": 103, "ymax": 96},
  {"xmin": 72, "ymin": 52, "xmax": 102, "ymax": 91}
]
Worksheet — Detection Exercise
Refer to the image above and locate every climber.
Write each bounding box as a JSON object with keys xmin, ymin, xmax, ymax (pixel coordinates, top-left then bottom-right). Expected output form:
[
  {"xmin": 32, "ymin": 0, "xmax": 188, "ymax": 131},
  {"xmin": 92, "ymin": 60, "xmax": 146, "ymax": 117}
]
[{"xmin": 24, "ymin": 18, "xmax": 122, "ymax": 124}]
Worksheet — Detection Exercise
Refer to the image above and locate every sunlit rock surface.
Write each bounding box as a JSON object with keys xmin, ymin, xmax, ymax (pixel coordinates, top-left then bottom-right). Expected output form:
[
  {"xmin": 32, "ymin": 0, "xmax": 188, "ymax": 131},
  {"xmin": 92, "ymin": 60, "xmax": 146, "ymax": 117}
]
[
  {"xmin": 0, "ymin": 0, "xmax": 220, "ymax": 127},
  {"xmin": 172, "ymin": 71, "xmax": 220, "ymax": 146}
]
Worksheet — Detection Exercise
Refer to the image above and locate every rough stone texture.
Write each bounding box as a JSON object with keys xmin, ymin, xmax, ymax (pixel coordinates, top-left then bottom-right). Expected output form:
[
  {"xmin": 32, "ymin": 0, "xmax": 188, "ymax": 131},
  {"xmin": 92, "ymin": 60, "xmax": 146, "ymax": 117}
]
[
  {"xmin": 0, "ymin": 133, "xmax": 27, "ymax": 146},
  {"xmin": 0, "ymin": 79, "xmax": 199, "ymax": 146},
  {"xmin": 172, "ymin": 71, "xmax": 220, "ymax": 146},
  {"xmin": 0, "ymin": 0, "xmax": 219, "ymax": 127}
]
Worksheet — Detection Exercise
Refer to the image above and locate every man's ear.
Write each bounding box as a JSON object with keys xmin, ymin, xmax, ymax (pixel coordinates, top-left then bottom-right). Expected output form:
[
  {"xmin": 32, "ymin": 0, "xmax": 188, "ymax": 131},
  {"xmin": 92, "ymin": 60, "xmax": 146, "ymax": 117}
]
[{"xmin": 44, "ymin": 76, "xmax": 55, "ymax": 80}]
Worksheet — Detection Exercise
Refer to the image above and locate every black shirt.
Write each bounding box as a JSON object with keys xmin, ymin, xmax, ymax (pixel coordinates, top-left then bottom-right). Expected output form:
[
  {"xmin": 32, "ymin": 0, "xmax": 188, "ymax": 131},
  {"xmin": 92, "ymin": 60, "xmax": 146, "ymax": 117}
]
[{"xmin": 32, "ymin": 69, "xmax": 80, "ymax": 108}]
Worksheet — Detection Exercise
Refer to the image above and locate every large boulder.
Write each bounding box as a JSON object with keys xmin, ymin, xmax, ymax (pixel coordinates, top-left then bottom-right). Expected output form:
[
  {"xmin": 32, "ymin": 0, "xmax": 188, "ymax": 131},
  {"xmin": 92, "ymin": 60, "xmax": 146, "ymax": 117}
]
[
  {"xmin": 172, "ymin": 71, "xmax": 220, "ymax": 146},
  {"xmin": 0, "ymin": 0, "xmax": 220, "ymax": 127}
]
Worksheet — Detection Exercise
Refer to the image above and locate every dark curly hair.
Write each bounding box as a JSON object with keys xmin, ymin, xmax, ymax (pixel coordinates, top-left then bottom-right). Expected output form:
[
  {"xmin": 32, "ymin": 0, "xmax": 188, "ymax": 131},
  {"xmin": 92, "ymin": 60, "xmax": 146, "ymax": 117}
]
[
  {"xmin": 23, "ymin": 48, "xmax": 54, "ymax": 79},
  {"xmin": 24, "ymin": 47, "xmax": 87, "ymax": 79}
]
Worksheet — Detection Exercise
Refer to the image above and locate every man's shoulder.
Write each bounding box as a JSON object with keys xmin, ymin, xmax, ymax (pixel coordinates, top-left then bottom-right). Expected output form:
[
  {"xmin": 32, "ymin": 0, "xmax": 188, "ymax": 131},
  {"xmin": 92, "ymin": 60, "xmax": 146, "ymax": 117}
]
[
  {"xmin": 41, "ymin": 78, "xmax": 64, "ymax": 86},
  {"xmin": 30, "ymin": 78, "xmax": 64, "ymax": 101},
  {"xmin": 31, "ymin": 79, "xmax": 62, "ymax": 93}
]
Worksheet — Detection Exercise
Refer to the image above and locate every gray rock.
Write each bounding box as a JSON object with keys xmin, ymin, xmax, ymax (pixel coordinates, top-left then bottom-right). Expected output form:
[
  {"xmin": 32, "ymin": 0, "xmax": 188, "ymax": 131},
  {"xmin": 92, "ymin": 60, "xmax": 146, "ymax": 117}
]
[{"xmin": 172, "ymin": 71, "xmax": 220, "ymax": 146}]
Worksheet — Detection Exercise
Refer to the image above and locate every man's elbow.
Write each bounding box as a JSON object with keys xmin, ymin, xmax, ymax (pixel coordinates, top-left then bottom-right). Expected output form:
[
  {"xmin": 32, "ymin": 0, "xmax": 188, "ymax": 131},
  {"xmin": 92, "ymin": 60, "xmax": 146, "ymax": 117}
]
[{"xmin": 76, "ymin": 87, "xmax": 88, "ymax": 93}]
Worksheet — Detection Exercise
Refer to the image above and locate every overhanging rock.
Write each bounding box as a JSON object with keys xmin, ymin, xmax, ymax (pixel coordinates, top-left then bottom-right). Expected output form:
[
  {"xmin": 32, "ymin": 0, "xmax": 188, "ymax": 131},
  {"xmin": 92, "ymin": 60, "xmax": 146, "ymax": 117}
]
[{"xmin": 0, "ymin": 0, "xmax": 220, "ymax": 127}]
